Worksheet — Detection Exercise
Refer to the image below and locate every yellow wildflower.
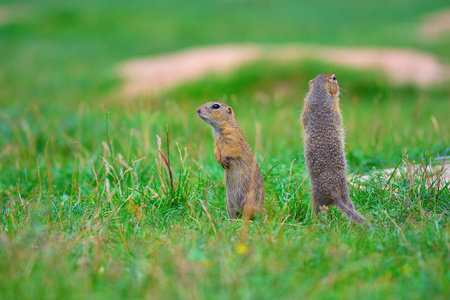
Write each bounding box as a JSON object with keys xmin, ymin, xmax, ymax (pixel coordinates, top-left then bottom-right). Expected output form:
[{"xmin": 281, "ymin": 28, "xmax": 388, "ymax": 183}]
[{"xmin": 236, "ymin": 244, "xmax": 248, "ymax": 255}]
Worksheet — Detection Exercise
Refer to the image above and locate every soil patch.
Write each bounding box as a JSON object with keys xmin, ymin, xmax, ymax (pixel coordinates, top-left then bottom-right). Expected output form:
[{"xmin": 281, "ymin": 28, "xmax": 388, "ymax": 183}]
[
  {"xmin": 350, "ymin": 160, "xmax": 450, "ymax": 191},
  {"xmin": 420, "ymin": 9, "xmax": 450, "ymax": 40},
  {"xmin": 118, "ymin": 44, "xmax": 449, "ymax": 98},
  {"xmin": 119, "ymin": 45, "xmax": 260, "ymax": 97}
]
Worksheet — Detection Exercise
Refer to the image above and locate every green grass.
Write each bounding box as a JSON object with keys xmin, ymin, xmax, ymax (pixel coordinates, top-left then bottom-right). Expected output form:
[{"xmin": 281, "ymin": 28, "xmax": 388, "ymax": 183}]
[{"xmin": 1, "ymin": 0, "xmax": 449, "ymax": 299}]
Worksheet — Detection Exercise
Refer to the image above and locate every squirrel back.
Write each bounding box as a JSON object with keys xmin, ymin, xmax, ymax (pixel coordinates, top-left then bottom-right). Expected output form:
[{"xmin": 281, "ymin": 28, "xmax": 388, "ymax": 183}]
[{"xmin": 302, "ymin": 74, "xmax": 365, "ymax": 223}]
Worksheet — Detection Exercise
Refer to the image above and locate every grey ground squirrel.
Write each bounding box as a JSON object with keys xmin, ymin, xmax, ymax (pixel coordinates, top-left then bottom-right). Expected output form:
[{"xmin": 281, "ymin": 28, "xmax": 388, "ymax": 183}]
[{"xmin": 301, "ymin": 73, "xmax": 365, "ymax": 223}]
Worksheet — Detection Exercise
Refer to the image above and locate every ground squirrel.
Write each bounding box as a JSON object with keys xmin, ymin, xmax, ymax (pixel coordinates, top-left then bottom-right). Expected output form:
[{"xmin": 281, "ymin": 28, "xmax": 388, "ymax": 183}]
[
  {"xmin": 197, "ymin": 101, "xmax": 264, "ymax": 219},
  {"xmin": 301, "ymin": 74, "xmax": 365, "ymax": 223}
]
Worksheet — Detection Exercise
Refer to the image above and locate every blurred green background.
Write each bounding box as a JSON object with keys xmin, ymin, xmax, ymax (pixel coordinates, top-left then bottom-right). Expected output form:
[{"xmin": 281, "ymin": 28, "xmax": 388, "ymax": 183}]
[
  {"xmin": 1, "ymin": 0, "xmax": 449, "ymax": 178},
  {"xmin": 0, "ymin": 0, "xmax": 449, "ymax": 299}
]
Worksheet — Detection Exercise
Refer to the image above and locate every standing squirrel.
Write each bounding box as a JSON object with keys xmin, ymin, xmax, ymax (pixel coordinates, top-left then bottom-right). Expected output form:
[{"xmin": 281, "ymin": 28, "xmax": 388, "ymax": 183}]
[
  {"xmin": 197, "ymin": 101, "xmax": 264, "ymax": 219},
  {"xmin": 301, "ymin": 74, "xmax": 365, "ymax": 223}
]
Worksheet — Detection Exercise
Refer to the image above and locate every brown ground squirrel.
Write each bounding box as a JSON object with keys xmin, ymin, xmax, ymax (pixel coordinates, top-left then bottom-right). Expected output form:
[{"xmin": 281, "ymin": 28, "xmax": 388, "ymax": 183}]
[
  {"xmin": 197, "ymin": 101, "xmax": 264, "ymax": 219},
  {"xmin": 301, "ymin": 74, "xmax": 365, "ymax": 223}
]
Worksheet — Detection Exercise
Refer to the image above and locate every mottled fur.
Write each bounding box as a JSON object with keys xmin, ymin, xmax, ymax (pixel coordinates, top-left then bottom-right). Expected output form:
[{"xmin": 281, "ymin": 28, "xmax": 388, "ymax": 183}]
[
  {"xmin": 197, "ymin": 102, "xmax": 264, "ymax": 219},
  {"xmin": 301, "ymin": 74, "xmax": 365, "ymax": 223}
]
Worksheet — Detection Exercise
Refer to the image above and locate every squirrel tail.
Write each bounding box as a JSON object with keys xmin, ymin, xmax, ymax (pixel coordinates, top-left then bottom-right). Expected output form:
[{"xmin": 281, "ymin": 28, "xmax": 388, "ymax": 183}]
[{"xmin": 335, "ymin": 198, "xmax": 365, "ymax": 224}]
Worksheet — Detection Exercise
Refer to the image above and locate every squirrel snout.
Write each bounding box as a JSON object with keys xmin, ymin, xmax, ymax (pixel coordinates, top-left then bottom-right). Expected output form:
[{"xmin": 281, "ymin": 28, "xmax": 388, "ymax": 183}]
[{"xmin": 197, "ymin": 108, "xmax": 202, "ymax": 114}]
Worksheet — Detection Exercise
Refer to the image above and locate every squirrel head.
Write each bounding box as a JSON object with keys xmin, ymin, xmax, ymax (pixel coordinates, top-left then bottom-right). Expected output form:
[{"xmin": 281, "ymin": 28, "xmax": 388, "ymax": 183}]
[
  {"xmin": 308, "ymin": 73, "xmax": 340, "ymax": 99},
  {"xmin": 197, "ymin": 101, "xmax": 236, "ymax": 130}
]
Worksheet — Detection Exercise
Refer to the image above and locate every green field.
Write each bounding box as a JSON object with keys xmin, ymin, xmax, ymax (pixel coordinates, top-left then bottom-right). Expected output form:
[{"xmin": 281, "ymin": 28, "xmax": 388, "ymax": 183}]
[{"xmin": 1, "ymin": 0, "xmax": 449, "ymax": 299}]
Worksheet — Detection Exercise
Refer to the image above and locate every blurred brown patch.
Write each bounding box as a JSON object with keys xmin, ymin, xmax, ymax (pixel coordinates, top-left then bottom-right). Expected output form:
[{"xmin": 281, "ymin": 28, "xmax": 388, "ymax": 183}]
[
  {"xmin": 420, "ymin": 9, "xmax": 450, "ymax": 41},
  {"xmin": 269, "ymin": 45, "xmax": 448, "ymax": 87},
  {"xmin": 0, "ymin": 8, "xmax": 8, "ymax": 25},
  {"xmin": 0, "ymin": 3, "xmax": 29, "ymax": 26},
  {"xmin": 118, "ymin": 44, "xmax": 449, "ymax": 98},
  {"xmin": 118, "ymin": 44, "xmax": 261, "ymax": 98}
]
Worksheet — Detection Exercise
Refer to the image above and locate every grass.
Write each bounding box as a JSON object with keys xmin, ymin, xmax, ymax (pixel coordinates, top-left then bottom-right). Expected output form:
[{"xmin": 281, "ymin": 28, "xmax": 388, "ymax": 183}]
[{"xmin": 1, "ymin": 0, "xmax": 450, "ymax": 299}]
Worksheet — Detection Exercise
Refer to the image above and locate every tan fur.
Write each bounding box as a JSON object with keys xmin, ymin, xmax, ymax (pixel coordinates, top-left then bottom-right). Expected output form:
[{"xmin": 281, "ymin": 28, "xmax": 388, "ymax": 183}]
[
  {"xmin": 301, "ymin": 74, "xmax": 365, "ymax": 223},
  {"xmin": 197, "ymin": 102, "xmax": 264, "ymax": 219}
]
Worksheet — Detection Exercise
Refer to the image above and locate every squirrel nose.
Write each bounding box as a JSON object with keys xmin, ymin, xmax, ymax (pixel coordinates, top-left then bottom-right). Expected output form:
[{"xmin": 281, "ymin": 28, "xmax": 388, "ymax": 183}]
[{"xmin": 197, "ymin": 108, "xmax": 201, "ymax": 113}]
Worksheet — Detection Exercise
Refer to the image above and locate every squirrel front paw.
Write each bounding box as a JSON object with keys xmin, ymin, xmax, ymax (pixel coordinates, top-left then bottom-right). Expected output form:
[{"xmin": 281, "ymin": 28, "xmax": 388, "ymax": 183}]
[
  {"xmin": 215, "ymin": 148, "xmax": 230, "ymax": 169},
  {"xmin": 221, "ymin": 157, "xmax": 230, "ymax": 169}
]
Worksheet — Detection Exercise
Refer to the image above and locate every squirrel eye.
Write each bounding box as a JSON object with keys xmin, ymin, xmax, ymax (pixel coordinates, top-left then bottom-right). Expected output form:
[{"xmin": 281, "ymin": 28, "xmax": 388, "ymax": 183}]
[
  {"xmin": 332, "ymin": 75, "xmax": 336, "ymax": 81},
  {"xmin": 212, "ymin": 104, "xmax": 220, "ymax": 109}
]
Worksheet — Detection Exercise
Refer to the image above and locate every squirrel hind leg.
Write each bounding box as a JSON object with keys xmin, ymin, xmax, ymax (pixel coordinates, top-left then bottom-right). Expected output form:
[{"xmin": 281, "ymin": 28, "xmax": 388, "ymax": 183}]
[
  {"xmin": 311, "ymin": 196, "xmax": 333, "ymax": 223},
  {"xmin": 242, "ymin": 202, "xmax": 259, "ymax": 221},
  {"xmin": 228, "ymin": 208, "xmax": 240, "ymax": 220},
  {"xmin": 334, "ymin": 197, "xmax": 365, "ymax": 224},
  {"xmin": 312, "ymin": 195, "xmax": 334, "ymax": 215}
]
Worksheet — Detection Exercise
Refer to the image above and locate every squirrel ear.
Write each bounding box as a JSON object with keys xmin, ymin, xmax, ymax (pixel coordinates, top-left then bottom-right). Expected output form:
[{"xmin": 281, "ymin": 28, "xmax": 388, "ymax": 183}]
[
  {"xmin": 308, "ymin": 80, "xmax": 313, "ymax": 89},
  {"xmin": 227, "ymin": 107, "xmax": 232, "ymax": 115}
]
